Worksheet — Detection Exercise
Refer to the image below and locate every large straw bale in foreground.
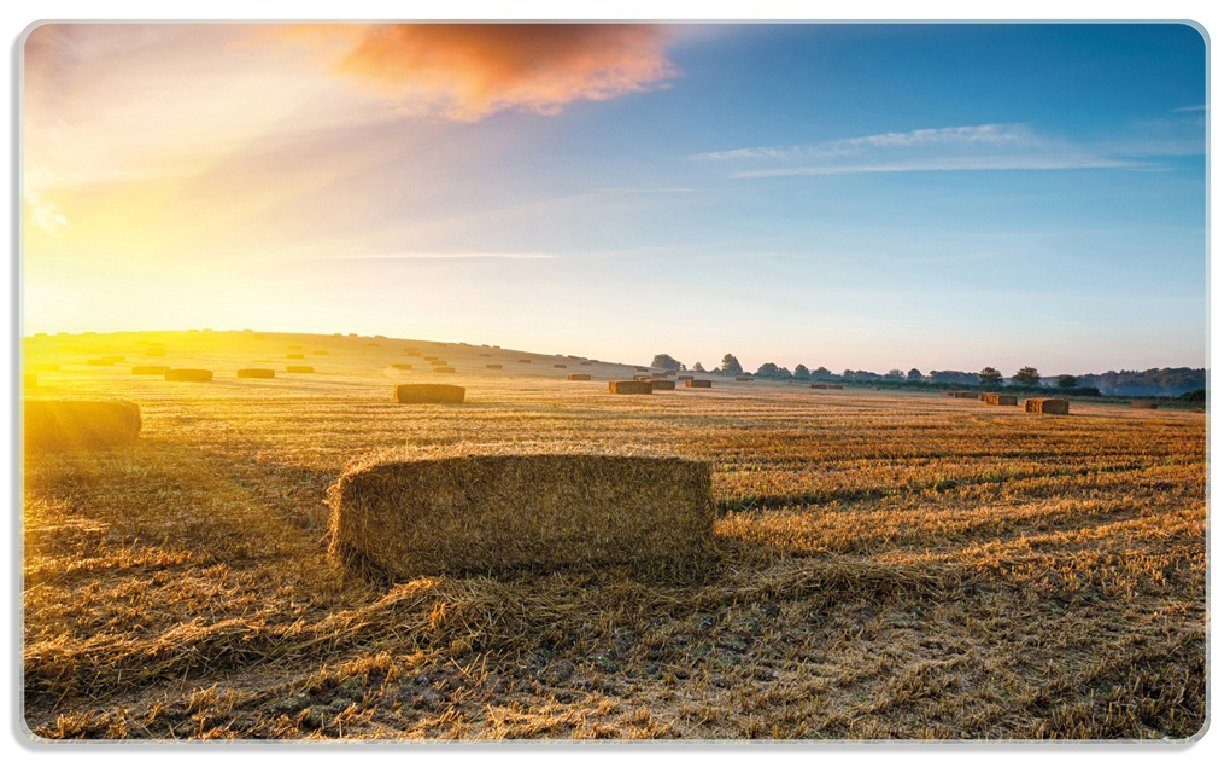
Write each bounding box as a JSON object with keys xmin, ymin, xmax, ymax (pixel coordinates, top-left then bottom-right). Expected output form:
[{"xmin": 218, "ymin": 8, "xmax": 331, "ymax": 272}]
[
  {"xmin": 328, "ymin": 450, "xmax": 715, "ymax": 579},
  {"xmin": 393, "ymin": 384, "xmax": 465, "ymax": 403},
  {"xmin": 164, "ymin": 368, "xmax": 212, "ymax": 382},
  {"xmin": 1025, "ymin": 398, "xmax": 1069, "ymax": 414},
  {"xmin": 609, "ymin": 380, "xmax": 652, "ymax": 395},
  {"xmin": 25, "ymin": 399, "xmax": 141, "ymax": 451}
]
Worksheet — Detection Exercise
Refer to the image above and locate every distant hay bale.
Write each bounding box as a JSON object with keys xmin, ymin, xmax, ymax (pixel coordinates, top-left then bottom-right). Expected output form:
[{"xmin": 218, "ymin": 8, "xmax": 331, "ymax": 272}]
[
  {"xmin": 809, "ymin": 383, "xmax": 825, "ymax": 389},
  {"xmin": 164, "ymin": 368, "xmax": 212, "ymax": 382},
  {"xmin": 827, "ymin": 384, "xmax": 844, "ymax": 390},
  {"xmin": 286, "ymin": 366, "xmax": 315, "ymax": 374},
  {"xmin": 25, "ymin": 399, "xmax": 141, "ymax": 451},
  {"xmin": 1025, "ymin": 398, "xmax": 1069, "ymax": 415},
  {"xmin": 945, "ymin": 390, "xmax": 956, "ymax": 396},
  {"xmin": 131, "ymin": 365, "xmax": 170, "ymax": 375},
  {"xmin": 686, "ymin": 379, "xmax": 712, "ymax": 389},
  {"xmin": 567, "ymin": 373, "xmax": 592, "ymax": 380},
  {"xmin": 288, "ymin": 344, "xmax": 304, "ymax": 350},
  {"xmin": 433, "ymin": 366, "xmax": 457, "ymax": 374},
  {"xmin": 348, "ymin": 333, "xmax": 358, "ymax": 337},
  {"xmin": 237, "ymin": 368, "xmax": 276, "ymax": 379},
  {"xmin": 1130, "ymin": 400, "xmax": 1160, "ymax": 409},
  {"xmin": 389, "ymin": 363, "xmax": 413, "ymax": 370},
  {"xmin": 287, "ymin": 353, "xmax": 305, "ymax": 360},
  {"xmin": 609, "ymin": 380, "xmax": 652, "ymax": 395},
  {"xmin": 328, "ymin": 450, "xmax": 715, "ymax": 580},
  {"xmin": 983, "ymin": 393, "xmax": 1018, "ymax": 406},
  {"xmin": 486, "ymin": 364, "xmax": 503, "ymax": 369},
  {"xmin": 554, "ymin": 364, "xmax": 568, "ymax": 368},
  {"xmin": 580, "ymin": 361, "xmax": 593, "ymax": 366},
  {"xmin": 954, "ymin": 390, "xmax": 980, "ymax": 399},
  {"xmin": 393, "ymin": 384, "xmax": 465, "ymax": 403},
  {"xmin": 649, "ymin": 379, "xmax": 676, "ymax": 390},
  {"xmin": 518, "ymin": 359, "xmax": 532, "ymax": 364}
]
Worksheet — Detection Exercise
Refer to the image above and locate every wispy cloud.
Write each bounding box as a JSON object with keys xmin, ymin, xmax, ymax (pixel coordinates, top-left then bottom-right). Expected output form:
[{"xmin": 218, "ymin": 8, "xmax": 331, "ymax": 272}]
[
  {"xmin": 696, "ymin": 122, "xmax": 1193, "ymax": 178},
  {"xmin": 1172, "ymin": 104, "xmax": 1207, "ymax": 112}
]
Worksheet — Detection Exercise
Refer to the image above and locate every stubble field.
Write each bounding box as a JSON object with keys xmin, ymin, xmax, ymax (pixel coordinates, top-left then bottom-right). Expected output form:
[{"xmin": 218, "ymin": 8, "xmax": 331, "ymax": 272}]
[{"xmin": 21, "ymin": 331, "xmax": 1207, "ymax": 740}]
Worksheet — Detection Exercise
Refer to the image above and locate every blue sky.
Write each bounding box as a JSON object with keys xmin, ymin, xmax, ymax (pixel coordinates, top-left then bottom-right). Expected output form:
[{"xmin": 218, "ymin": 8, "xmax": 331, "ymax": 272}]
[{"xmin": 25, "ymin": 23, "xmax": 1206, "ymax": 374}]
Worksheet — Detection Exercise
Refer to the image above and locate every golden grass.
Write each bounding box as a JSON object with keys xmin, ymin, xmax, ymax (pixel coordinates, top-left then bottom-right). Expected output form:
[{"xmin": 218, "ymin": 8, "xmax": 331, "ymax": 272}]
[
  {"xmin": 25, "ymin": 399, "xmax": 141, "ymax": 451},
  {"xmin": 329, "ymin": 449, "xmax": 714, "ymax": 580},
  {"xmin": 20, "ymin": 330, "xmax": 1206, "ymax": 740}
]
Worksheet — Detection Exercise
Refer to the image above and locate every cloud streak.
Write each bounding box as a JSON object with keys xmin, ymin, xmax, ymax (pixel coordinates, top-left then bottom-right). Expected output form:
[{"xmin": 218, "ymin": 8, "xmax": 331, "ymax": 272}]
[
  {"xmin": 697, "ymin": 123, "xmax": 1191, "ymax": 178},
  {"xmin": 295, "ymin": 24, "xmax": 677, "ymax": 121}
]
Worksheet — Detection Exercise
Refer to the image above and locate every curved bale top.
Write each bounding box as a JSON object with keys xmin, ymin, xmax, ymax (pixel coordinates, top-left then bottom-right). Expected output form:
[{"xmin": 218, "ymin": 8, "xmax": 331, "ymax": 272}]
[
  {"xmin": 164, "ymin": 368, "xmax": 212, "ymax": 382},
  {"xmin": 609, "ymin": 380, "xmax": 652, "ymax": 395},
  {"xmin": 25, "ymin": 399, "xmax": 141, "ymax": 451},
  {"xmin": 393, "ymin": 384, "xmax": 465, "ymax": 403},
  {"xmin": 237, "ymin": 368, "xmax": 276, "ymax": 379},
  {"xmin": 328, "ymin": 449, "xmax": 715, "ymax": 580}
]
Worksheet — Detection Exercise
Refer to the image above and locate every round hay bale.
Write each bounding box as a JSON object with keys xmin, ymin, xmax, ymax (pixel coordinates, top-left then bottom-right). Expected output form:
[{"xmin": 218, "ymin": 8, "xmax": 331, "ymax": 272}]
[
  {"xmin": 131, "ymin": 365, "xmax": 170, "ymax": 375},
  {"xmin": 433, "ymin": 366, "xmax": 457, "ymax": 374},
  {"xmin": 567, "ymin": 373, "xmax": 592, "ymax": 381},
  {"xmin": 609, "ymin": 380, "xmax": 652, "ymax": 395},
  {"xmin": 328, "ymin": 450, "xmax": 714, "ymax": 580},
  {"xmin": 286, "ymin": 366, "xmax": 315, "ymax": 374},
  {"xmin": 237, "ymin": 368, "xmax": 276, "ymax": 379},
  {"xmin": 1025, "ymin": 398, "xmax": 1069, "ymax": 415},
  {"xmin": 685, "ymin": 379, "xmax": 712, "ymax": 389},
  {"xmin": 25, "ymin": 399, "xmax": 141, "ymax": 451},
  {"xmin": 164, "ymin": 368, "xmax": 212, "ymax": 382},
  {"xmin": 393, "ymin": 384, "xmax": 465, "ymax": 403}
]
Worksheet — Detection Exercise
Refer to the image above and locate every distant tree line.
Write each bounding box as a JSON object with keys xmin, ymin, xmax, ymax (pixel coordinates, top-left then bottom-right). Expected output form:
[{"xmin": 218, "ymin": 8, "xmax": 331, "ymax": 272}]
[{"xmin": 649, "ymin": 353, "xmax": 1206, "ymax": 400}]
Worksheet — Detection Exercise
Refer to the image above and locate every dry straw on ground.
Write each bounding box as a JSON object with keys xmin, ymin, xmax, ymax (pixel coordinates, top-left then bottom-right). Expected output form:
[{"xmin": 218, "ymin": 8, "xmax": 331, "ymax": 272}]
[
  {"xmin": 286, "ymin": 366, "xmax": 315, "ymax": 374},
  {"xmin": 328, "ymin": 447, "xmax": 715, "ymax": 580},
  {"xmin": 610, "ymin": 380, "xmax": 652, "ymax": 395},
  {"xmin": 164, "ymin": 369, "xmax": 212, "ymax": 382},
  {"xmin": 237, "ymin": 368, "xmax": 276, "ymax": 379},
  {"xmin": 25, "ymin": 399, "xmax": 141, "ymax": 451},
  {"xmin": 130, "ymin": 366, "xmax": 170, "ymax": 375},
  {"xmin": 393, "ymin": 384, "xmax": 465, "ymax": 403},
  {"xmin": 86, "ymin": 358, "xmax": 116, "ymax": 367},
  {"xmin": 567, "ymin": 373, "xmax": 592, "ymax": 381},
  {"xmin": 686, "ymin": 379, "xmax": 712, "ymax": 388},
  {"xmin": 1025, "ymin": 398, "xmax": 1070, "ymax": 414}
]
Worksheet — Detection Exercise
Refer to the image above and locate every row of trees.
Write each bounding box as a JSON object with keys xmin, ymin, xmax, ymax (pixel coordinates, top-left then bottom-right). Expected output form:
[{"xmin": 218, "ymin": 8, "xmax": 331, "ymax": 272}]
[{"xmin": 650, "ymin": 354, "xmax": 1086, "ymax": 389}]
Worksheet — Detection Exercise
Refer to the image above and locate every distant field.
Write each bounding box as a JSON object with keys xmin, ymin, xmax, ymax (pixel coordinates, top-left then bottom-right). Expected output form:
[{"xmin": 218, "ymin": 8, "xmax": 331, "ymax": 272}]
[{"xmin": 21, "ymin": 331, "xmax": 1206, "ymax": 739}]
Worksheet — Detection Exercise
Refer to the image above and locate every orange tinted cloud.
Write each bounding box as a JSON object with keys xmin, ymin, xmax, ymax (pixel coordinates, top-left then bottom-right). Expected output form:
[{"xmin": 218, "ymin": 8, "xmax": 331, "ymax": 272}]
[{"xmin": 323, "ymin": 24, "xmax": 676, "ymax": 120}]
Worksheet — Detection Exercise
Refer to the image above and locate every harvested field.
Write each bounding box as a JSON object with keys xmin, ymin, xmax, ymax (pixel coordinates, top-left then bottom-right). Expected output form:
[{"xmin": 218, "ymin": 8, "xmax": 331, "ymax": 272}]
[
  {"xmin": 287, "ymin": 353, "xmax": 305, "ymax": 360},
  {"xmin": 20, "ymin": 330, "xmax": 1206, "ymax": 741}
]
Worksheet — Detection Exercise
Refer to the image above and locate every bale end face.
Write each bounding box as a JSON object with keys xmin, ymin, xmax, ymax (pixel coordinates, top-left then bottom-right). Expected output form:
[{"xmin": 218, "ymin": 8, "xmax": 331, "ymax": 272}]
[
  {"xmin": 328, "ymin": 452, "xmax": 715, "ymax": 581},
  {"xmin": 164, "ymin": 368, "xmax": 212, "ymax": 382},
  {"xmin": 237, "ymin": 368, "xmax": 276, "ymax": 379},
  {"xmin": 25, "ymin": 399, "xmax": 141, "ymax": 451},
  {"xmin": 393, "ymin": 384, "xmax": 465, "ymax": 403},
  {"xmin": 609, "ymin": 380, "xmax": 652, "ymax": 395}
]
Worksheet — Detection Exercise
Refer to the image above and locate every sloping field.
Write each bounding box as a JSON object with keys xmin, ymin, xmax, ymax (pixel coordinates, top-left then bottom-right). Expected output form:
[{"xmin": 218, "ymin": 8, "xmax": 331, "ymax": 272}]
[{"xmin": 22, "ymin": 331, "xmax": 1206, "ymax": 739}]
